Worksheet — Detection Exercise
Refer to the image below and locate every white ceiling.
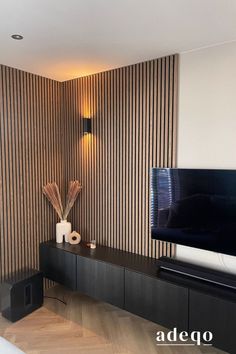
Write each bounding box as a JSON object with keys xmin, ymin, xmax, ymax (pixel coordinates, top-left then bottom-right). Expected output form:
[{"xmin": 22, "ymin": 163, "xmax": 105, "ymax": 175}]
[{"xmin": 1, "ymin": 0, "xmax": 236, "ymax": 82}]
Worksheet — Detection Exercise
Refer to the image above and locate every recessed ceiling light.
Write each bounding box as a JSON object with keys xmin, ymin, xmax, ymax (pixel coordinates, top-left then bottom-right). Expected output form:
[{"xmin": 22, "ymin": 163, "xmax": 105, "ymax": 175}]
[{"xmin": 11, "ymin": 34, "xmax": 23, "ymax": 40}]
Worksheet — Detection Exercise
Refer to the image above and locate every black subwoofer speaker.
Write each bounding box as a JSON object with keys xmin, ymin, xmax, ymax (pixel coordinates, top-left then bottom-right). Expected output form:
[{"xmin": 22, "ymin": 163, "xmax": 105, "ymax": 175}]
[{"xmin": 0, "ymin": 269, "xmax": 43, "ymax": 322}]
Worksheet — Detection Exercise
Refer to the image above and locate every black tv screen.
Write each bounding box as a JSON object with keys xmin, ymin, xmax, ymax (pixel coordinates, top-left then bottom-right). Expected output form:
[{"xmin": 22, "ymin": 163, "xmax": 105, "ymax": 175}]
[{"xmin": 151, "ymin": 168, "xmax": 236, "ymax": 257}]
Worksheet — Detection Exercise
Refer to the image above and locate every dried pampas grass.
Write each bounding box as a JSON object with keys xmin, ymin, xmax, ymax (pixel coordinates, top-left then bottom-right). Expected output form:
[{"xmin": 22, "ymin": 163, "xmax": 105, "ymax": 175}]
[
  {"xmin": 43, "ymin": 182, "xmax": 63, "ymax": 220},
  {"xmin": 63, "ymin": 180, "xmax": 82, "ymax": 220},
  {"xmin": 43, "ymin": 180, "xmax": 82, "ymax": 220}
]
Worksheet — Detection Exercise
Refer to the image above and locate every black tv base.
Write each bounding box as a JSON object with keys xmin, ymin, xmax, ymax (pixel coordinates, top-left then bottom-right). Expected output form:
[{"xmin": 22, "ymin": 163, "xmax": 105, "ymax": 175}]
[
  {"xmin": 40, "ymin": 241, "xmax": 236, "ymax": 353},
  {"xmin": 156, "ymin": 256, "xmax": 236, "ymax": 290}
]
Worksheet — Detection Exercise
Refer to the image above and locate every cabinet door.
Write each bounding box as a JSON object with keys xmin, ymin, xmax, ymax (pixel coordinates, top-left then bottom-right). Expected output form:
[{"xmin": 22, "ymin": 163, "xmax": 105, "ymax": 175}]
[
  {"xmin": 189, "ymin": 290, "xmax": 236, "ymax": 353},
  {"xmin": 77, "ymin": 256, "xmax": 124, "ymax": 308},
  {"xmin": 125, "ymin": 269, "xmax": 188, "ymax": 331},
  {"xmin": 39, "ymin": 244, "xmax": 77, "ymax": 290}
]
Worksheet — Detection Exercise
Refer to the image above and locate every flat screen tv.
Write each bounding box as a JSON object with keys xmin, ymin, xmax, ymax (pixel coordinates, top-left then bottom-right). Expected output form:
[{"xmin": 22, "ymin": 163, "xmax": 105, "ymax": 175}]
[{"xmin": 151, "ymin": 168, "xmax": 236, "ymax": 257}]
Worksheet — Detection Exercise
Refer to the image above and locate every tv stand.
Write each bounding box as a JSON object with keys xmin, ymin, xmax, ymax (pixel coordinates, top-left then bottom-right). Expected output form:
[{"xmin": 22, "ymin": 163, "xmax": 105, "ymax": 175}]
[
  {"xmin": 40, "ymin": 241, "xmax": 236, "ymax": 353},
  {"xmin": 156, "ymin": 256, "xmax": 236, "ymax": 290}
]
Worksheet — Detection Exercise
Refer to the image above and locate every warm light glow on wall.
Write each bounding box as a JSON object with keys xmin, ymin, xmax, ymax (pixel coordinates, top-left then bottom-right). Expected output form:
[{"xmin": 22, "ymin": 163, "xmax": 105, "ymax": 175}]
[
  {"xmin": 82, "ymin": 107, "xmax": 91, "ymax": 119},
  {"xmin": 79, "ymin": 98, "xmax": 90, "ymax": 119},
  {"xmin": 80, "ymin": 132, "xmax": 93, "ymax": 166},
  {"xmin": 81, "ymin": 132, "xmax": 92, "ymax": 144}
]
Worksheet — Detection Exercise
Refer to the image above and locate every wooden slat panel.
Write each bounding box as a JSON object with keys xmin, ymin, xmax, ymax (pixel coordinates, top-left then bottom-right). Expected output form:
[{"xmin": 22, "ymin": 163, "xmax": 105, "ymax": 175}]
[
  {"xmin": 0, "ymin": 65, "xmax": 63, "ymax": 281},
  {"xmin": 63, "ymin": 54, "xmax": 178, "ymax": 259},
  {"xmin": 0, "ymin": 55, "xmax": 178, "ymax": 279}
]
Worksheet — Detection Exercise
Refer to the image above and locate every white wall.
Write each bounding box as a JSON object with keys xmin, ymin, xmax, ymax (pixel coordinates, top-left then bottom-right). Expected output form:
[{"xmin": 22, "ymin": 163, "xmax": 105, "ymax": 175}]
[{"xmin": 177, "ymin": 41, "xmax": 236, "ymax": 274}]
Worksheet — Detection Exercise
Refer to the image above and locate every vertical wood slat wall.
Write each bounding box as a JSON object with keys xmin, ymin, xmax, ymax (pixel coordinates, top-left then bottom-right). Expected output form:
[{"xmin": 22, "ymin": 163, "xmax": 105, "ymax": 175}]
[
  {"xmin": 0, "ymin": 55, "xmax": 178, "ymax": 280},
  {"xmin": 63, "ymin": 54, "xmax": 178, "ymax": 259},
  {"xmin": 0, "ymin": 65, "xmax": 63, "ymax": 280}
]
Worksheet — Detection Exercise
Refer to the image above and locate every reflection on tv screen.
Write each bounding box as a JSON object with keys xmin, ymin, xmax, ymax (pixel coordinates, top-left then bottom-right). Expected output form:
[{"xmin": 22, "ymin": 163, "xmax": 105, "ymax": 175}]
[{"xmin": 151, "ymin": 168, "xmax": 236, "ymax": 256}]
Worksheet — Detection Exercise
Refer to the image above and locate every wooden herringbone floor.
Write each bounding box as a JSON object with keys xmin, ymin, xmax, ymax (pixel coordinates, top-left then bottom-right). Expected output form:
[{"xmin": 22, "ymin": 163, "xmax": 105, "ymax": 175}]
[{"xmin": 0, "ymin": 285, "xmax": 226, "ymax": 354}]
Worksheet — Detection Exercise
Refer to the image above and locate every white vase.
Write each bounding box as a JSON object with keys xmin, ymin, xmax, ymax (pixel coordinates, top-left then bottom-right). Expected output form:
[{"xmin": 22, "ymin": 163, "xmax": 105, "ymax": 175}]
[{"xmin": 56, "ymin": 220, "xmax": 72, "ymax": 243}]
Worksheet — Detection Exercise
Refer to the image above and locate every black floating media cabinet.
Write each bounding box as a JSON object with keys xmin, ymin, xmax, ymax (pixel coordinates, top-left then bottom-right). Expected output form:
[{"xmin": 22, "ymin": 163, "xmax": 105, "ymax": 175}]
[{"xmin": 40, "ymin": 241, "xmax": 236, "ymax": 353}]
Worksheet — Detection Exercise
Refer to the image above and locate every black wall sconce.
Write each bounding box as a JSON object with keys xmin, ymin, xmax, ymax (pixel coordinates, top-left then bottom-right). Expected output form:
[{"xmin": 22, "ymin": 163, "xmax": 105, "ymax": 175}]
[{"xmin": 82, "ymin": 118, "xmax": 91, "ymax": 135}]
